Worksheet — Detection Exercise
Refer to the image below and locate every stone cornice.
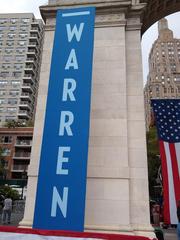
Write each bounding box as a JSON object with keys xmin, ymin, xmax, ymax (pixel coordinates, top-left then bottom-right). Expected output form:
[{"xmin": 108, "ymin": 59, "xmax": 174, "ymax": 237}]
[{"xmin": 40, "ymin": 0, "xmax": 147, "ymax": 28}]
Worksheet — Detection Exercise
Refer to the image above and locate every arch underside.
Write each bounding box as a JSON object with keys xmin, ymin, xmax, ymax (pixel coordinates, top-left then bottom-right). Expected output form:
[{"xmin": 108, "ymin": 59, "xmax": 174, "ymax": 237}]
[{"xmin": 141, "ymin": 0, "xmax": 180, "ymax": 34}]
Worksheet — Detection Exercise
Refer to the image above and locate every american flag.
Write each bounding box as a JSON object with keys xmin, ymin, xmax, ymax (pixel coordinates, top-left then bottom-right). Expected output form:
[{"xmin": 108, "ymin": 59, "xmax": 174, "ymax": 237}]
[{"xmin": 151, "ymin": 99, "xmax": 180, "ymax": 225}]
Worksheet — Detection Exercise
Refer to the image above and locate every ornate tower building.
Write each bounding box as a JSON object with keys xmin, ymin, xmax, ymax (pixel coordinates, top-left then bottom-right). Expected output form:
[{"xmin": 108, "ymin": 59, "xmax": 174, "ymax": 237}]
[{"xmin": 144, "ymin": 18, "xmax": 180, "ymax": 129}]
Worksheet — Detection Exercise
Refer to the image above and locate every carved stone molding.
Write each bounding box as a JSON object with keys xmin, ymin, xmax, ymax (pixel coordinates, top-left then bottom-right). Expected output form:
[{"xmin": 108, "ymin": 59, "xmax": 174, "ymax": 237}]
[
  {"xmin": 40, "ymin": 0, "xmax": 146, "ymax": 27},
  {"xmin": 95, "ymin": 13, "xmax": 126, "ymax": 27}
]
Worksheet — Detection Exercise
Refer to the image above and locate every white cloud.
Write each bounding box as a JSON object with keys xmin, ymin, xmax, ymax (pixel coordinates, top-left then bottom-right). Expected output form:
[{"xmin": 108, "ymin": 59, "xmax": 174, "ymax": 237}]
[{"xmin": 0, "ymin": 0, "xmax": 47, "ymax": 18}]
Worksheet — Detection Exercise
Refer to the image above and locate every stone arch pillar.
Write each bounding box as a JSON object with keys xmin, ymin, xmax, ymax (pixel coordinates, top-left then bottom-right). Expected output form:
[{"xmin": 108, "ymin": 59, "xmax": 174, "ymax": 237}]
[
  {"xmin": 20, "ymin": 0, "xmax": 154, "ymax": 238},
  {"xmin": 125, "ymin": 17, "xmax": 152, "ymax": 235}
]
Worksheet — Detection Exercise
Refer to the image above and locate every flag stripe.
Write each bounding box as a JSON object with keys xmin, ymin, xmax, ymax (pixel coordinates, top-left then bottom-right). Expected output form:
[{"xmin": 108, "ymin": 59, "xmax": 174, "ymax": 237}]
[
  {"xmin": 164, "ymin": 142, "xmax": 175, "ymax": 223},
  {"xmin": 175, "ymin": 142, "xmax": 180, "ymax": 177},
  {"xmin": 159, "ymin": 141, "xmax": 170, "ymax": 224},
  {"xmin": 164, "ymin": 142, "xmax": 178, "ymax": 224},
  {"xmin": 169, "ymin": 143, "xmax": 180, "ymax": 204}
]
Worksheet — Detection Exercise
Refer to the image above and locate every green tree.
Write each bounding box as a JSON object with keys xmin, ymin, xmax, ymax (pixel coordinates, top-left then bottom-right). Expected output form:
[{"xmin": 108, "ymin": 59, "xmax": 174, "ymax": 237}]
[
  {"xmin": 146, "ymin": 126, "xmax": 161, "ymax": 198},
  {"xmin": 4, "ymin": 119, "xmax": 34, "ymax": 128},
  {"xmin": 0, "ymin": 147, "xmax": 7, "ymax": 179},
  {"xmin": 0, "ymin": 185, "xmax": 20, "ymax": 201}
]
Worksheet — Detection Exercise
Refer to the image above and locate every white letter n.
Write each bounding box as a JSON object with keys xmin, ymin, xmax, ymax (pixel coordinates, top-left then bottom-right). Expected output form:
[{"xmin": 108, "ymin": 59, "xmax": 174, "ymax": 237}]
[{"xmin": 51, "ymin": 187, "xmax": 68, "ymax": 218}]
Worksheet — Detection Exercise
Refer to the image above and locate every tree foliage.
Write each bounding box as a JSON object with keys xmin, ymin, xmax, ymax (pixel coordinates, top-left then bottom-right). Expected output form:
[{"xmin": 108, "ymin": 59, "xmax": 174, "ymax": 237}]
[
  {"xmin": 146, "ymin": 126, "xmax": 161, "ymax": 198},
  {"xmin": 0, "ymin": 185, "xmax": 20, "ymax": 201},
  {"xmin": 4, "ymin": 119, "xmax": 34, "ymax": 128},
  {"xmin": 0, "ymin": 147, "xmax": 7, "ymax": 179}
]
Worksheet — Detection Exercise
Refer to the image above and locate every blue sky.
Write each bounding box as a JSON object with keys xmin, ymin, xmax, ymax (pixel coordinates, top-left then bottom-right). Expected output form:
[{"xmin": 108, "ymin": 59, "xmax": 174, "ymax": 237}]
[{"xmin": 0, "ymin": 0, "xmax": 180, "ymax": 84}]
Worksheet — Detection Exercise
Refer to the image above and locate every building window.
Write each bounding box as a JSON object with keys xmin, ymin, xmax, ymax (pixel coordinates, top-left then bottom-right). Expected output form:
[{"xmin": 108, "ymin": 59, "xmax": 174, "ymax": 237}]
[
  {"xmin": 0, "ymin": 72, "xmax": 10, "ymax": 78},
  {"xmin": 22, "ymin": 18, "xmax": 30, "ymax": 24},
  {"xmin": 20, "ymin": 26, "xmax": 28, "ymax": 31},
  {"xmin": 9, "ymin": 90, "xmax": 19, "ymax": 96},
  {"xmin": 0, "ymin": 90, "xmax": 6, "ymax": 96},
  {"xmin": 12, "ymin": 72, "xmax": 22, "ymax": 78},
  {"xmin": 5, "ymin": 48, "xmax": 13, "ymax": 54},
  {"xmin": 8, "ymin": 98, "xmax": 18, "ymax": 105},
  {"xmin": 1, "ymin": 148, "xmax": 11, "ymax": 156},
  {"xmin": 168, "ymin": 42, "xmax": 173, "ymax": 46},
  {"xmin": 171, "ymin": 64, "xmax": 176, "ymax": 71},
  {"xmin": 0, "ymin": 26, "xmax": 6, "ymax": 31},
  {"xmin": 7, "ymin": 33, "xmax": 16, "ymax": 38},
  {"xmin": 0, "ymin": 19, "xmax": 7, "ymax": 24},
  {"xmin": 6, "ymin": 40, "xmax": 14, "ymax": 46},
  {"xmin": 9, "ymin": 26, "xmax": 17, "ymax": 31},
  {"xmin": 11, "ymin": 80, "xmax": 21, "ymax": 87},
  {"xmin": 10, "ymin": 18, "xmax": 18, "ymax": 24},
  {"xmin": 0, "ymin": 99, "xmax": 6, "ymax": 104},
  {"xmin": 0, "ymin": 136, "xmax": 12, "ymax": 144},
  {"xmin": 14, "ymin": 63, "xmax": 23, "ymax": 70},
  {"xmin": 15, "ymin": 56, "xmax": 24, "ymax": 62},
  {"xmin": 3, "ymin": 55, "xmax": 13, "ymax": 62},
  {"xmin": 0, "ymin": 107, "xmax": 4, "ymax": 113},
  {"xmin": 2, "ymin": 64, "xmax": 11, "ymax": 70},
  {"xmin": 176, "ymin": 75, "xmax": 180, "ymax": 81},
  {"xmin": 19, "ymin": 33, "xmax": 28, "ymax": 38},
  {"xmin": 18, "ymin": 41, "xmax": 26, "ymax": 46},
  {"xmin": 5, "ymin": 116, "xmax": 16, "ymax": 122},
  {"xmin": 7, "ymin": 107, "xmax": 17, "ymax": 113},
  {"xmin": 16, "ymin": 48, "xmax": 26, "ymax": 54},
  {"xmin": 0, "ymin": 80, "xmax": 8, "ymax": 86},
  {"xmin": 0, "ymin": 33, "xmax": 3, "ymax": 38}
]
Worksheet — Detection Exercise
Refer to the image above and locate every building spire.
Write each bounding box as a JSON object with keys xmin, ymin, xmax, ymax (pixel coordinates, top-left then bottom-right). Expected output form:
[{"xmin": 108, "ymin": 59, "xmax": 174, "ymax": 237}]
[
  {"xmin": 158, "ymin": 18, "xmax": 173, "ymax": 40},
  {"xmin": 158, "ymin": 18, "xmax": 168, "ymax": 32}
]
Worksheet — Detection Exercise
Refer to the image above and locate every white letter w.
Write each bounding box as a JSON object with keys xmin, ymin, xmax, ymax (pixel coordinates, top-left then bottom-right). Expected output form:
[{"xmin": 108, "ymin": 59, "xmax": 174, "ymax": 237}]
[{"xmin": 66, "ymin": 23, "xmax": 84, "ymax": 42}]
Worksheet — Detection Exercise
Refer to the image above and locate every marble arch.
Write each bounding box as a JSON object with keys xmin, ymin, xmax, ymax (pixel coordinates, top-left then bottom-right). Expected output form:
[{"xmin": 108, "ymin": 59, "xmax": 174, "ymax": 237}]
[
  {"xmin": 141, "ymin": 0, "xmax": 180, "ymax": 34},
  {"xmin": 20, "ymin": 0, "xmax": 180, "ymax": 238}
]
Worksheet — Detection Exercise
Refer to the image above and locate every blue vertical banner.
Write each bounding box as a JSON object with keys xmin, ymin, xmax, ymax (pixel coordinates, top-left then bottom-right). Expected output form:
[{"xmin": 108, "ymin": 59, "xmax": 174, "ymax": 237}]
[{"xmin": 33, "ymin": 7, "xmax": 95, "ymax": 231}]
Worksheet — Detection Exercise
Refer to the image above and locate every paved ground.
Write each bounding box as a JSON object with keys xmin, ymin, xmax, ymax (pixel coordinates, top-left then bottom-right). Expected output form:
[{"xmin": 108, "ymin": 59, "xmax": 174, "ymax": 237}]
[
  {"xmin": 164, "ymin": 228, "xmax": 177, "ymax": 240},
  {"xmin": 0, "ymin": 212, "xmax": 23, "ymax": 226},
  {"xmin": 0, "ymin": 211, "xmax": 178, "ymax": 240}
]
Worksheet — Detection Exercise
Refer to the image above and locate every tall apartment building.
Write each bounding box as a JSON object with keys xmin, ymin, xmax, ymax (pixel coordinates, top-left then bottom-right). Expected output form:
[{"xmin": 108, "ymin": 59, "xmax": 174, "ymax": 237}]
[
  {"xmin": 144, "ymin": 18, "xmax": 180, "ymax": 129},
  {"xmin": 0, "ymin": 13, "xmax": 44, "ymax": 126}
]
